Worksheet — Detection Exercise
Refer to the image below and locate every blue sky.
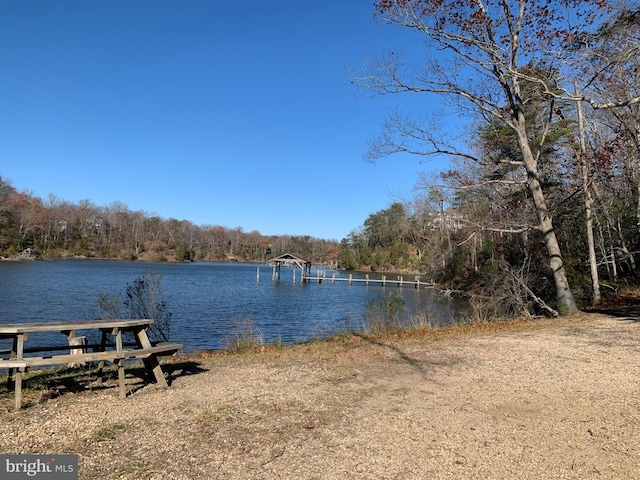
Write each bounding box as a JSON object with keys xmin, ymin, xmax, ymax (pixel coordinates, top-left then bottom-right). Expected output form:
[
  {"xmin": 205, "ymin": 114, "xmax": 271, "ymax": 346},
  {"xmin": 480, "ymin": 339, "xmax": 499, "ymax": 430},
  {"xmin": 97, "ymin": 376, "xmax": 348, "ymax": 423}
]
[{"xmin": 0, "ymin": 1, "xmax": 451, "ymax": 240}]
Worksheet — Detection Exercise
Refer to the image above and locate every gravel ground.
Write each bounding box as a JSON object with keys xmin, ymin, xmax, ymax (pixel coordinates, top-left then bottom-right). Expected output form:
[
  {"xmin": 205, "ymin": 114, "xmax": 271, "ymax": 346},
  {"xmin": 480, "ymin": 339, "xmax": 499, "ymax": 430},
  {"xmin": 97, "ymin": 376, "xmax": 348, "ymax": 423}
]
[{"xmin": 1, "ymin": 312, "xmax": 639, "ymax": 479}]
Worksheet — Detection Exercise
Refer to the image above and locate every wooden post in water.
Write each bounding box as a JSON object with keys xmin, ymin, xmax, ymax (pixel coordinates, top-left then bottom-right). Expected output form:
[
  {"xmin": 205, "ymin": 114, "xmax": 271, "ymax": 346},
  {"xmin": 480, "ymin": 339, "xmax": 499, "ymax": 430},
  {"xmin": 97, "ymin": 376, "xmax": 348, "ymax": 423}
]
[
  {"xmin": 332, "ymin": 273, "xmax": 335, "ymax": 284},
  {"xmin": 317, "ymin": 270, "xmax": 321, "ymax": 283},
  {"xmin": 349, "ymin": 274, "xmax": 352, "ymax": 285},
  {"xmin": 293, "ymin": 269, "xmax": 296, "ymax": 283},
  {"xmin": 365, "ymin": 274, "xmax": 369, "ymax": 285},
  {"xmin": 399, "ymin": 276, "xmax": 403, "ymax": 287},
  {"xmin": 382, "ymin": 275, "xmax": 386, "ymax": 287},
  {"xmin": 257, "ymin": 267, "xmax": 260, "ymax": 282}
]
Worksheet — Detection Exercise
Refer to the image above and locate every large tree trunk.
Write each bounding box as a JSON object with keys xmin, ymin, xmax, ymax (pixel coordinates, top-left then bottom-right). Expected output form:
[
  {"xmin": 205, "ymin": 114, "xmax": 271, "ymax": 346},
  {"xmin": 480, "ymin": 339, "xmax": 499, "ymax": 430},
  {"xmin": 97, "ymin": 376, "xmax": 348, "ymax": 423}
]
[{"xmin": 514, "ymin": 123, "xmax": 579, "ymax": 315}]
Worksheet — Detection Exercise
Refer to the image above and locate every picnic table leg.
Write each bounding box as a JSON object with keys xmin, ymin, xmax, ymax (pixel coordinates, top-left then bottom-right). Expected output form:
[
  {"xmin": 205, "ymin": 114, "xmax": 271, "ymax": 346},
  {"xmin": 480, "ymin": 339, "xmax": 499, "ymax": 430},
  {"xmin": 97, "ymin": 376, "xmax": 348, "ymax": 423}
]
[
  {"xmin": 14, "ymin": 369, "xmax": 22, "ymax": 410},
  {"xmin": 112, "ymin": 328, "xmax": 127, "ymax": 397},
  {"xmin": 7, "ymin": 334, "xmax": 26, "ymax": 397},
  {"xmin": 95, "ymin": 331, "xmax": 109, "ymax": 386},
  {"xmin": 144, "ymin": 356, "xmax": 168, "ymax": 388},
  {"xmin": 6, "ymin": 367, "xmax": 13, "ymax": 390},
  {"xmin": 7, "ymin": 335, "xmax": 22, "ymax": 390},
  {"xmin": 135, "ymin": 329, "xmax": 168, "ymax": 388},
  {"xmin": 117, "ymin": 359, "xmax": 126, "ymax": 398}
]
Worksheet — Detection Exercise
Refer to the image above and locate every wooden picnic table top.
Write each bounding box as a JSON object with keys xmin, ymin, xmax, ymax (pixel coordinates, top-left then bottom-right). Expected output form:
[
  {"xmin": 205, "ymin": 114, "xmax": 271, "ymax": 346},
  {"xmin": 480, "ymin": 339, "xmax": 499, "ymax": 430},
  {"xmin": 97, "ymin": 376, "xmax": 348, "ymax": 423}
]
[{"xmin": 0, "ymin": 319, "xmax": 154, "ymax": 334}]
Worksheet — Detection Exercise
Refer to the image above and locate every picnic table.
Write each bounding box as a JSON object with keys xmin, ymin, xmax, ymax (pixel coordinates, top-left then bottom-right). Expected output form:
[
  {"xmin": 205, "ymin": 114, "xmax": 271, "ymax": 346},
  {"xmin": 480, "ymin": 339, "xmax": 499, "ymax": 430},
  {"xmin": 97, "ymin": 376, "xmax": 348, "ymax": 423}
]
[{"xmin": 0, "ymin": 319, "xmax": 182, "ymax": 409}]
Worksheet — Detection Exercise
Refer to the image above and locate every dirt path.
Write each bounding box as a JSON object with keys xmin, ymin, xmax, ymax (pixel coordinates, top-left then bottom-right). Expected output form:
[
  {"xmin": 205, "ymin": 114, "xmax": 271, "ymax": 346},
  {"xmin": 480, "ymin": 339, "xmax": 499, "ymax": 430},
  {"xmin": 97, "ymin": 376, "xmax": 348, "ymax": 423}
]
[{"xmin": 1, "ymin": 312, "xmax": 639, "ymax": 479}]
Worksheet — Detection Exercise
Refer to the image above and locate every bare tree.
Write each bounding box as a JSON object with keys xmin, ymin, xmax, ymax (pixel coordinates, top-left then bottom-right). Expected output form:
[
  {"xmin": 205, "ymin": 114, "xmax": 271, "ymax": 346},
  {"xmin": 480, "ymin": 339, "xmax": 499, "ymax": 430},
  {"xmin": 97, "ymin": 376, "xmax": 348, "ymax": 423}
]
[
  {"xmin": 573, "ymin": 82, "xmax": 602, "ymax": 305},
  {"xmin": 356, "ymin": 0, "xmax": 640, "ymax": 314},
  {"xmin": 587, "ymin": 7, "xmax": 640, "ymax": 257}
]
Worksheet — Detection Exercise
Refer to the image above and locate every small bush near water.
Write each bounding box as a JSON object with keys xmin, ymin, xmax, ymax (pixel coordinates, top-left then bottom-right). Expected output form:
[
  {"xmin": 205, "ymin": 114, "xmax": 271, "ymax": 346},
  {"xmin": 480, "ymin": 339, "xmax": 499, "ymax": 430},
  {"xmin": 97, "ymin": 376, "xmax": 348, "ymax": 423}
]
[
  {"xmin": 223, "ymin": 318, "xmax": 265, "ymax": 353},
  {"xmin": 363, "ymin": 292, "xmax": 406, "ymax": 334},
  {"xmin": 97, "ymin": 271, "xmax": 172, "ymax": 342}
]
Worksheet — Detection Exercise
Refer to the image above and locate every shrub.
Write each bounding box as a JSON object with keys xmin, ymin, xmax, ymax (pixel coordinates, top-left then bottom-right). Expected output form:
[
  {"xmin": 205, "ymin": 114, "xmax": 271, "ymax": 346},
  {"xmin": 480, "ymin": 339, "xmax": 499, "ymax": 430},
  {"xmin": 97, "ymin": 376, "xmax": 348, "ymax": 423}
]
[
  {"xmin": 223, "ymin": 318, "xmax": 264, "ymax": 353},
  {"xmin": 97, "ymin": 272, "xmax": 172, "ymax": 342},
  {"xmin": 363, "ymin": 292, "xmax": 405, "ymax": 334}
]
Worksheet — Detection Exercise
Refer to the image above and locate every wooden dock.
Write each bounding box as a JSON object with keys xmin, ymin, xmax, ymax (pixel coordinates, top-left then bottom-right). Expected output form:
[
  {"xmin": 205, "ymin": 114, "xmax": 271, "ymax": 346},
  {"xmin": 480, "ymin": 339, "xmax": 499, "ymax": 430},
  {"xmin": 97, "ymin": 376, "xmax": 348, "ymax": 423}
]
[
  {"xmin": 261, "ymin": 253, "xmax": 435, "ymax": 289},
  {"xmin": 258, "ymin": 267, "xmax": 434, "ymax": 288},
  {"xmin": 301, "ymin": 271, "xmax": 434, "ymax": 289}
]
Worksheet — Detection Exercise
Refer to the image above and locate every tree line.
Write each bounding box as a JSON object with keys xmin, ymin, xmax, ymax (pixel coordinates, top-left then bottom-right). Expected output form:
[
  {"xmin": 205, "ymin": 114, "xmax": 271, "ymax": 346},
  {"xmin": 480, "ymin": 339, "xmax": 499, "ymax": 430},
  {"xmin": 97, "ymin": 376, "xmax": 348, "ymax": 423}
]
[{"xmin": 0, "ymin": 177, "xmax": 340, "ymax": 265}]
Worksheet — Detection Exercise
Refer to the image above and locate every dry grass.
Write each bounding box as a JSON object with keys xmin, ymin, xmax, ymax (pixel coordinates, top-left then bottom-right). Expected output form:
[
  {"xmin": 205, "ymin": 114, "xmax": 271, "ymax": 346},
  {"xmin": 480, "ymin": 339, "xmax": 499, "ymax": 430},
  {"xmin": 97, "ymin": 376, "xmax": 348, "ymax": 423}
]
[
  {"xmin": 1, "ymin": 312, "xmax": 638, "ymax": 479},
  {"xmin": 0, "ymin": 314, "xmax": 576, "ymax": 411}
]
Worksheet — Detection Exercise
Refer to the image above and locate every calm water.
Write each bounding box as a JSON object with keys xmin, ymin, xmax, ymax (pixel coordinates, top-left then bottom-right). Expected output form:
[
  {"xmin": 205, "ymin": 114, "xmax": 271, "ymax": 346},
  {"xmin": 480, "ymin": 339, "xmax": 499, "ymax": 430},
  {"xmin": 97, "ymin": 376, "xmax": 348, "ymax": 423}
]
[{"xmin": 0, "ymin": 260, "xmax": 470, "ymax": 352}]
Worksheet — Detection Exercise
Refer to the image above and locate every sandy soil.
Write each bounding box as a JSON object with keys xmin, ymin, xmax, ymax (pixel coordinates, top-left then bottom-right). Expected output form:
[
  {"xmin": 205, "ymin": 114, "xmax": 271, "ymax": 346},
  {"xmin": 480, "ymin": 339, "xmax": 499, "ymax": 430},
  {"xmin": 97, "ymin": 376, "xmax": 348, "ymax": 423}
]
[{"xmin": 1, "ymin": 312, "xmax": 639, "ymax": 479}]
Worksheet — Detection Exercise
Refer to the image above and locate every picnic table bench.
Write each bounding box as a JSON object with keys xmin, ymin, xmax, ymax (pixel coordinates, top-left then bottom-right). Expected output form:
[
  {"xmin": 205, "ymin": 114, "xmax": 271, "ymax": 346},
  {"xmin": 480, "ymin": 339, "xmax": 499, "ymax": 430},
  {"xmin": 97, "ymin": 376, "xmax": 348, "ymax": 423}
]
[{"xmin": 0, "ymin": 319, "xmax": 182, "ymax": 409}]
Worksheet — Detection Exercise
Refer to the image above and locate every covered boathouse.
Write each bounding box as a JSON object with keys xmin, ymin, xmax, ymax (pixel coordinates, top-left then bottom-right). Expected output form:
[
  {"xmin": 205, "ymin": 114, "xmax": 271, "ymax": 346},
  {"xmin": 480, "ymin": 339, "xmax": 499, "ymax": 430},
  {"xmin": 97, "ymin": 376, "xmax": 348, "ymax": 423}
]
[{"xmin": 266, "ymin": 253, "xmax": 312, "ymax": 279}]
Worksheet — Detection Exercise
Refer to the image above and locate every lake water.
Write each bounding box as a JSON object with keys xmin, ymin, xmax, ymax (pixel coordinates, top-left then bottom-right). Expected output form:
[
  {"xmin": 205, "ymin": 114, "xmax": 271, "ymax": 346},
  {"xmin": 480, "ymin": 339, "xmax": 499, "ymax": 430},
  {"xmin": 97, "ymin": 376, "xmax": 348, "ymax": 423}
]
[{"xmin": 0, "ymin": 260, "xmax": 471, "ymax": 352}]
